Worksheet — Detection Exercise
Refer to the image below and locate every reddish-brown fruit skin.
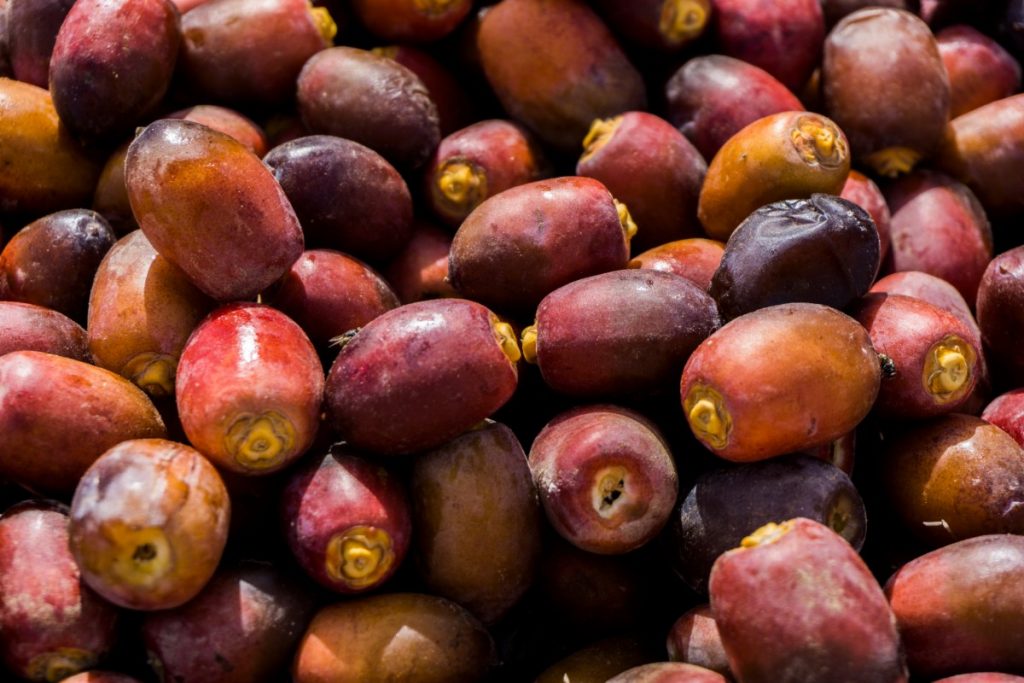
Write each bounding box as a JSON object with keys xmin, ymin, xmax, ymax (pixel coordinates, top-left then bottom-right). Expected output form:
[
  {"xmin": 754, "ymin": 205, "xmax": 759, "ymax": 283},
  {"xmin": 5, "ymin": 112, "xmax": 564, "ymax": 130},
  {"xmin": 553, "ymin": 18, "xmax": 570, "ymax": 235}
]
[
  {"xmin": 820, "ymin": 0, "xmax": 909, "ymax": 26},
  {"xmin": 577, "ymin": 112, "xmax": 707, "ymax": 251},
  {"xmin": 263, "ymin": 135, "xmax": 414, "ymax": 262},
  {"xmin": 933, "ymin": 676, "xmax": 1024, "ymax": 683},
  {"xmin": 87, "ymin": 230, "xmax": 215, "ymax": 398},
  {"xmin": 608, "ymin": 662, "xmax": 729, "ymax": 683},
  {"xmin": 382, "ymin": 221, "xmax": 457, "ymax": 304},
  {"xmin": 176, "ymin": 303, "xmax": 324, "ymax": 475},
  {"xmin": 977, "ymin": 245, "xmax": 1024, "ymax": 382},
  {"xmin": 476, "ymin": 0, "xmax": 646, "ymax": 150},
  {"xmin": 853, "ymin": 293, "xmax": 980, "ymax": 419},
  {"xmin": 840, "ymin": 169, "xmax": 892, "ymax": 263},
  {"xmin": 141, "ymin": 563, "xmax": 317, "ymax": 683},
  {"xmin": 181, "ymin": 0, "xmax": 331, "ymax": 106},
  {"xmin": 529, "ymin": 405, "xmax": 678, "ymax": 554},
  {"xmin": 449, "ymin": 176, "xmax": 631, "ymax": 314},
  {"xmin": 884, "ymin": 171, "xmax": 992, "ymax": 305},
  {"xmin": 0, "ymin": 0, "xmax": 9, "ymax": 77},
  {"xmin": 265, "ymin": 250, "xmax": 399, "ymax": 350},
  {"xmin": 60, "ymin": 673, "xmax": 142, "ymax": 683},
  {"xmin": 823, "ymin": 8, "xmax": 950, "ymax": 172},
  {"xmin": 981, "ymin": 389, "xmax": 1024, "ymax": 448},
  {"xmin": 710, "ymin": 518, "xmax": 908, "ymax": 683},
  {"xmin": 938, "ymin": 94, "xmax": 1024, "ymax": 216},
  {"xmin": 628, "ymin": 239, "xmax": 725, "ymax": 292},
  {"xmin": 665, "ymin": 55, "xmax": 804, "ymax": 162},
  {"xmin": 293, "ymin": 593, "xmax": 496, "ymax": 683},
  {"xmin": 881, "ymin": 414, "xmax": 1024, "ymax": 547},
  {"xmin": 325, "ymin": 299, "xmax": 518, "ymax": 455},
  {"xmin": 91, "ymin": 142, "xmax": 136, "ymax": 236},
  {"xmin": 0, "ymin": 209, "xmax": 115, "ymax": 323},
  {"xmin": 297, "ymin": 47, "xmax": 441, "ymax": 170},
  {"xmin": 167, "ymin": 105, "xmax": 268, "ymax": 156},
  {"xmin": 0, "ymin": 78, "xmax": 100, "ymax": 216},
  {"xmin": 351, "ymin": 0, "xmax": 472, "ymax": 42},
  {"xmin": 0, "ymin": 351, "xmax": 166, "ymax": 495},
  {"xmin": 591, "ymin": 0, "xmax": 712, "ymax": 52},
  {"xmin": 0, "ymin": 503, "xmax": 120, "ymax": 681},
  {"xmin": 426, "ymin": 119, "xmax": 546, "ymax": 227},
  {"xmin": 412, "ymin": 422, "xmax": 541, "ymax": 624},
  {"xmin": 0, "ymin": 301, "xmax": 90, "ymax": 361},
  {"xmin": 49, "ymin": 0, "xmax": 180, "ymax": 142},
  {"xmin": 69, "ymin": 438, "xmax": 230, "ymax": 611},
  {"xmin": 530, "ymin": 269, "xmax": 719, "ymax": 397},
  {"xmin": 666, "ymin": 605, "xmax": 732, "ymax": 678},
  {"xmin": 937, "ymin": 25, "xmax": 1021, "ymax": 118},
  {"xmin": 711, "ymin": 0, "xmax": 824, "ymax": 92},
  {"xmin": 377, "ymin": 45, "xmax": 475, "ymax": 136},
  {"xmin": 680, "ymin": 303, "xmax": 880, "ymax": 462},
  {"xmin": 535, "ymin": 635, "xmax": 657, "ymax": 683},
  {"xmin": 6, "ymin": 0, "xmax": 74, "ymax": 87},
  {"xmin": 281, "ymin": 448, "xmax": 412, "ymax": 594},
  {"xmin": 125, "ymin": 119, "xmax": 304, "ymax": 302},
  {"xmin": 885, "ymin": 534, "xmax": 1024, "ymax": 678},
  {"xmin": 697, "ymin": 111, "xmax": 850, "ymax": 241}
]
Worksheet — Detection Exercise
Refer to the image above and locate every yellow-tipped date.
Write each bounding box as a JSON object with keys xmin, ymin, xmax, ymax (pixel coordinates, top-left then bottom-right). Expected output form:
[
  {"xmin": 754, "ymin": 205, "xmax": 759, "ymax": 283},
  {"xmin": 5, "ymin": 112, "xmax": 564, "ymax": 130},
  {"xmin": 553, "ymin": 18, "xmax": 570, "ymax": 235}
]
[
  {"xmin": 225, "ymin": 411, "xmax": 297, "ymax": 470},
  {"xmin": 864, "ymin": 146, "xmax": 921, "ymax": 178},
  {"xmin": 520, "ymin": 325, "xmax": 538, "ymax": 365},
  {"xmin": 659, "ymin": 0, "xmax": 708, "ymax": 44},
  {"xmin": 436, "ymin": 159, "xmax": 487, "ymax": 211},
  {"xmin": 325, "ymin": 526, "xmax": 394, "ymax": 590},
  {"xmin": 309, "ymin": 5, "xmax": 337, "ymax": 44},
  {"xmin": 492, "ymin": 319, "xmax": 522, "ymax": 364},
  {"xmin": 924, "ymin": 335, "xmax": 975, "ymax": 403},
  {"xmin": 791, "ymin": 115, "xmax": 847, "ymax": 168},
  {"xmin": 122, "ymin": 352, "xmax": 177, "ymax": 398},
  {"xmin": 581, "ymin": 116, "xmax": 622, "ymax": 161},
  {"xmin": 370, "ymin": 45, "xmax": 399, "ymax": 60},
  {"xmin": 740, "ymin": 520, "xmax": 794, "ymax": 549},
  {"xmin": 684, "ymin": 384, "xmax": 732, "ymax": 449},
  {"xmin": 27, "ymin": 648, "xmax": 96, "ymax": 683},
  {"xmin": 615, "ymin": 199, "xmax": 638, "ymax": 243}
]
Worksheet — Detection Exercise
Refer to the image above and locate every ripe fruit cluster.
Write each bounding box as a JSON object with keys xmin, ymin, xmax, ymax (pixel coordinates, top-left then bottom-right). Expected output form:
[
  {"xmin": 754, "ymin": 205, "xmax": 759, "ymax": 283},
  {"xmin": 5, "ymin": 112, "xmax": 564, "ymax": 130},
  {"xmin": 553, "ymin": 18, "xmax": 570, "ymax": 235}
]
[{"xmin": 2, "ymin": 0, "xmax": 1024, "ymax": 681}]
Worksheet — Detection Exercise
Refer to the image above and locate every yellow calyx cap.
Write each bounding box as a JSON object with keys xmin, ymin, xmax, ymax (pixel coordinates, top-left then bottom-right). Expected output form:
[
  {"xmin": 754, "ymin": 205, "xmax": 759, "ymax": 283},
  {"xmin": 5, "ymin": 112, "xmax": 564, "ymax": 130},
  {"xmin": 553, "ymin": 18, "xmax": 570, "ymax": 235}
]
[
  {"xmin": 659, "ymin": 0, "xmax": 708, "ymax": 44},
  {"xmin": 102, "ymin": 523, "xmax": 173, "ymax": 587},
  {"xmin": 310, "ymin": 5, "xmax": 337, "ymax": 44},
  {"xmin": 122, "ymin": 352, "xmax": 177, "ymax": 398},
  {"xmin": 520, "ymin": 325, "xmax": 538, "ymax": 365},
  {"xmin": 923, "ymin": 335, "xmax": 975, "ymax": 403},
  {"xmin": 864, "ymin": 146, "xmax": 921, "ymax": 178},
  {"xmin": 325, "ymin": 526, "xmax": 394, "ymax": 590},
  {"xmin": 740, "ymin": 520, "xmax": 794, "ymax": 549},
  {"xmin": 592, "ymin": 465, "xmax": 629, "ymax": 518},
  {"xmin": 27, "ymin": 648, "xmax": 96, "ymax": 683},
  {"xmin": 581, "ymin": 116, "xmax": 622, "ymax": 161},
  {"xmin": 683, "ymin": 384, "xmax": 731, "ymax": 449},
  {"xmin": 436, "ymin": 159, "xmax": 487, "ymax": 212},
  {"xmin": 370, "ymin": 46, "xmax": 399, "ymax": 60},
  {"xmin": 791, "ymin": 115, "xmax": 847, "ymax": 168},
  {"xmin": 225, "ymin": 411, "xmax": 297, "ymax": 470},
  {"xmin": 615, "ymin": 199, "xmax": 638, "ymax": 243},
  {"xmin": 493, "ymin": 319, "xmax": 522, "ymax": 364}
]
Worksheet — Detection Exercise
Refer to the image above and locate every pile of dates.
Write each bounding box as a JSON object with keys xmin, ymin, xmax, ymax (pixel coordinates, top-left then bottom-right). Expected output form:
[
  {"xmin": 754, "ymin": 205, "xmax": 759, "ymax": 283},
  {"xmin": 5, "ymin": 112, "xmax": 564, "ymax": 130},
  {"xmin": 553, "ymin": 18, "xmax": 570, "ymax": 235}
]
[{"xmin": 3, "ymin": 0, "xmax": 1024, "ymax": 680}]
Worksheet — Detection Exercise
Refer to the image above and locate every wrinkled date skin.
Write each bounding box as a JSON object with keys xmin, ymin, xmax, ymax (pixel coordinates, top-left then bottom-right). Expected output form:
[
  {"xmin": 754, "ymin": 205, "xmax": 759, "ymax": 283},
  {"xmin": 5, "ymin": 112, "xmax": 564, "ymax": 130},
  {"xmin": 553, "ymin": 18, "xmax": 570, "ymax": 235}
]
[{"xmin": 709, "ymin": 194, "xmax": 880, "ymax": 321}]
